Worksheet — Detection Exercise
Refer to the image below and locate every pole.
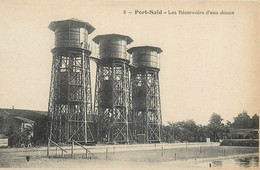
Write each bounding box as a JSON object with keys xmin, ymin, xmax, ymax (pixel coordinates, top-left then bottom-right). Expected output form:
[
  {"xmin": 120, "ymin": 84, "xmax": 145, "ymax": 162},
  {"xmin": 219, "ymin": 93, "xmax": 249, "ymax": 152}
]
[
  {"xmin": 86, "ymin": 150, "xmax": 88, "ymax": 159},
  {"xmin": 200, "ymin": 146, "xmax": 202, "ymax": 153},
  {"xmin": 83, "ymin": 52, "xmax": 88, "ymax": 144},
  {"xmin": 125, "ymin": 65, "xmax": 129, "ymax": 144},
  {"xmin": 175, "ymin": 153, "xmax": 177, "ymax": 161},
  {"xmin": 113, "ymin": 146, "xmax": 115, "ymax": 154}
]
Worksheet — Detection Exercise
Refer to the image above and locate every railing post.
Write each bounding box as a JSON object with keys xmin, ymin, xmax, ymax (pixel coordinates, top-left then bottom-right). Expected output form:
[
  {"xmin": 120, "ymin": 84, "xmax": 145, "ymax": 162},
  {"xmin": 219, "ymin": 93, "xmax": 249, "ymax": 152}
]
[
  {"xmin": 56, "ymin": 147, "xmax": 57, "ymax": 157},
  {"xmin": 71, "ymin": 140, "xmax": 74, "ymax": 158},
  {"xmin": 47, "ymin": 138, "xmax": 50, "ymax": 157},
  {"xmin": 106, "ymin": 148, "xmax": 108, "ymax": 160},
  {"xmin": 47, "ymin": 138, "xmax": 67, "ymax": 158}
]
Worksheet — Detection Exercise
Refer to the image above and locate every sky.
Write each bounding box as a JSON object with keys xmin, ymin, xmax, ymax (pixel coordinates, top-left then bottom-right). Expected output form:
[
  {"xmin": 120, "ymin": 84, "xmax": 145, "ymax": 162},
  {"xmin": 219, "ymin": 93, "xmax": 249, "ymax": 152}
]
[{"xmin": 0, "ymin": 0, "xmax": 259, "ymax": 125}]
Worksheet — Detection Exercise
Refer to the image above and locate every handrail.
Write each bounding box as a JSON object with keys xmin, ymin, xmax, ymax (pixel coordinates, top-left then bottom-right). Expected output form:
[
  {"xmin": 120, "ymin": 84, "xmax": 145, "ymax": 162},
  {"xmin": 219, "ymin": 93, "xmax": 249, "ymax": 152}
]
[
  {"xmin": 48, "ymin": 138, "xmax": 67, "ymax": 153},
  {"xmin": 72, "ymin": 139, "xmax": 90, "ymax": 153}
]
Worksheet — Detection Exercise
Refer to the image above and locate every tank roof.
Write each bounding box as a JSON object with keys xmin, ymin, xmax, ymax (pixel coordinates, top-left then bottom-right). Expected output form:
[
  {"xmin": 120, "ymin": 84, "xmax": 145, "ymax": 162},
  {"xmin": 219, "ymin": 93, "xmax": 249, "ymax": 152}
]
[
  {"xmin": 93, "ymin": 34, "xmax": 133, "ymax": 45},
  {"xmin": 48, "ymin": 18, "xmax": 95, "ymax": 34},
  {"xmin": 127, "ymin": 46, "xmax": 163, "ymax": 54}
]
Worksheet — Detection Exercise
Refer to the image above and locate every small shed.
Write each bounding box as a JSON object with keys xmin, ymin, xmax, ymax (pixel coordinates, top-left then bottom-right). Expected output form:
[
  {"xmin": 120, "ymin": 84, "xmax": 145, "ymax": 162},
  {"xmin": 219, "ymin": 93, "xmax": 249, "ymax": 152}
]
[{"xmin": 0, "ymin": 108, "xmax": 47, "ymax": 147}]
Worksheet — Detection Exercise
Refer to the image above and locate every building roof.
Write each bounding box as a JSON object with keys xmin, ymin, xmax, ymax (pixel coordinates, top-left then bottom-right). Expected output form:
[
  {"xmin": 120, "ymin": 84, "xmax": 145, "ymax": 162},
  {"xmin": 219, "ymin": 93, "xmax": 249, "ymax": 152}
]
[
  {"xmin": 48, "ymin": 18, "xmax": 95, "ymax": 34},
  {"xmin": 0, "ymin": 108, "xmax": 47, "ymax": 121},
  {"xmin": 127, "ymin": 46, "xmax": 163, "ymax": 54},
  {"xmin": 0, "ymin": 134, "xmax": 7, "ymax": 139},
  {"xmin": 14, "ymin": 116, "xmax": 34, "ymax": 123},
  {"xmin": 93, "ymin": 34, "xmax": 133, "ymax": 44},
  {"xmin": 229, "ymin": 129, "xmax": 259, "ymax": 135}
]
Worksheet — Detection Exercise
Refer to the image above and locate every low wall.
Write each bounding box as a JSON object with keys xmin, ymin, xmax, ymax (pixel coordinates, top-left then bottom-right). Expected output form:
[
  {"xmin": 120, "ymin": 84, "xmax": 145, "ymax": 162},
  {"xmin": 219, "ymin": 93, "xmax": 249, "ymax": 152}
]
[{"xmin": 0, "ymin": 139, "xmax": 8, "ymax": 147}]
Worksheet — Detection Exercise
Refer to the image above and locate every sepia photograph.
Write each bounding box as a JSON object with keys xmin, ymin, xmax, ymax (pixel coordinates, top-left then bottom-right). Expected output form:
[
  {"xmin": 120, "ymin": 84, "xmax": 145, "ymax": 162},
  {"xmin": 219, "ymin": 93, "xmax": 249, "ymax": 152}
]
[{"xmin": 0, "ymin": 0, "xmax": 259, "ymax": 169}]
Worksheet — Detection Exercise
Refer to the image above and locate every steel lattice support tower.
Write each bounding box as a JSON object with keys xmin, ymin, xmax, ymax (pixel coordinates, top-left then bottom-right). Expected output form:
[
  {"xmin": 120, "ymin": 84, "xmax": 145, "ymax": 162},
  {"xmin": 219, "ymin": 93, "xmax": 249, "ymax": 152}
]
[
  {"xmin": 48, "ymin": 19, "xmax": 95, "ymax": 143},
  {"xmin": 128, "ymin": 46, "xmax": 162, "ymax": 143},
  {"xmin": 93, "ymin": 34, "xmax": 133, "ymax": 144}
]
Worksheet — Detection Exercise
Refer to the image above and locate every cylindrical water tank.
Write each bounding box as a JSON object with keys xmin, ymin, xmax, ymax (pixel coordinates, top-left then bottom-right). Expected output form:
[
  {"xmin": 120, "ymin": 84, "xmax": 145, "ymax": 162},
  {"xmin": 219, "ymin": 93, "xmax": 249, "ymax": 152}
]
[
  {"xmin": 93, "ymin": 34, "xmax": 133, "ymax": 61},
  {"xmin": 57, "ymin": 72, "xmax": 82, "ymax": 104},
  {"xmin": 127, "ymin": 46, "xmax": 162, "ymax": 69},
  {"xmin": 49, "ymin": 19, "xmax": 95, "ymax": 49}
]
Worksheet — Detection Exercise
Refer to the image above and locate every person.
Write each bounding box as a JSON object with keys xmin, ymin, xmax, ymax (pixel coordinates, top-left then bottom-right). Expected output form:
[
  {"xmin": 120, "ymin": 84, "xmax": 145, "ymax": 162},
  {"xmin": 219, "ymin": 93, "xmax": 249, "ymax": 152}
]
[{"xmin": 27, "ymin": 132, "xmax": 33, "ymax": 147}]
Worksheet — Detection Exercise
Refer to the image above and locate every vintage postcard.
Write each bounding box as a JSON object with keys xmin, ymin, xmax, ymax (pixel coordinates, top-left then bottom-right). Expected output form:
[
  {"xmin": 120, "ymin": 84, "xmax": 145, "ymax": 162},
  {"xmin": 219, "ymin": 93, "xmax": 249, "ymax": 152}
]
[{"xmin": 0, "ymin": 0, "xmax": 259, "ymax": 169}]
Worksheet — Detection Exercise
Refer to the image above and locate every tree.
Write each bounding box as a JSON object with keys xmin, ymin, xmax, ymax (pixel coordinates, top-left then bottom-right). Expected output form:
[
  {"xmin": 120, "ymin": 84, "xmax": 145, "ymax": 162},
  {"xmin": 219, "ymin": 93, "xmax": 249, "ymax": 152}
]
[
  {"xmin": 162, "ymin": 120, "xmax": 207, "ymax": 143},
  {"xmin": 232, "ymin": 111, "xmax": 251, "ymax": 129},
  {"xmin": 223, "ymin": 120, "xmax": 232, "ymax": 135},
  {"xmin": 181, "ymin": 120, "xmax": 198, "ymax": 142},
  {"xmin": 197, "ymin": 125, "xmax": 207, "ymax": 142},
  {"xmin": 165, "ymin": 121, "xmax": 183, "ymax": 142},
  {"xmin": 209, "ymin": 113, "xmax": 223, "ymax": 125},
  {"xmin": 226, "ymin": 120, "xmax": 232, "ymax": 128},
  {"xmin": 206, "ymin": 113, "xmax": 225, "ymax": 142},
  {"xmin": 161, "ymin": 124, "xmax": 173, "ymax": 142},
  {"xmin": 251, "ymin": 114, "xmax": 259, "ymax": 129},
  {"xmin": 0, "ymin": 117, "xmax": 3, "ymax": 133}
]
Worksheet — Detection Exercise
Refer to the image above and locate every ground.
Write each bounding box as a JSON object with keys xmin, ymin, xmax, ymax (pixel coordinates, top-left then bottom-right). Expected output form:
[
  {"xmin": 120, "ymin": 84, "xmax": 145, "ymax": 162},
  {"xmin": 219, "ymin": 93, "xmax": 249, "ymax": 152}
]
[{"xmin": 0, "ymin": 142, "xmax": 258, "ymax": 169}]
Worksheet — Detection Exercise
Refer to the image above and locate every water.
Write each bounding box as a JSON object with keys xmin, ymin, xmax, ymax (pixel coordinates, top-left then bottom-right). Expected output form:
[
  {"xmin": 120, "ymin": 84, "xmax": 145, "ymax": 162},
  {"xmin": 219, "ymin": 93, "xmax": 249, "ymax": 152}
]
[
  {"xmin": 226, "ymin": 156, "xmax": 258, "ymax": 168},
  {"xmin": 199, "ymin": 155, "xmax": 259, "ymax": 169}
]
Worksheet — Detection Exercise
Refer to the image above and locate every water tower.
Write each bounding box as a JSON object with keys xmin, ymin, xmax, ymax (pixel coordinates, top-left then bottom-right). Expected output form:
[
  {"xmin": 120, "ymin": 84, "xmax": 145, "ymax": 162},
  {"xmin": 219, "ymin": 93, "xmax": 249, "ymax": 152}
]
[
  {"xmin": 48, "ymin": 19, "xmax": 95, "ymax": 143},
  {"xmin": 93, "ymin": 34, "xmax": 133, "ymax": 143},
  {"xmin": 128, "ymin": 46, "xmax": 162, "ymax": 143}
]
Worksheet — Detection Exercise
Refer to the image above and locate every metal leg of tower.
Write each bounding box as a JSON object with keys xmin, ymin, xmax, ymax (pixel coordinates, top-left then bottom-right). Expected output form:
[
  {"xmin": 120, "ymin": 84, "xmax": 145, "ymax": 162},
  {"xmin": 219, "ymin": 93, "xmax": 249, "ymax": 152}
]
[
  {"xmin": 132, "ymin": 69, "xmax": 162, "ymax": 143},
  {"xmin": 48, "ymin": 49, "xmax": 94, "ymax": 144},
  {"xmin": 95, "ymin": 60, "xmax": 132, "ymax": 144}
]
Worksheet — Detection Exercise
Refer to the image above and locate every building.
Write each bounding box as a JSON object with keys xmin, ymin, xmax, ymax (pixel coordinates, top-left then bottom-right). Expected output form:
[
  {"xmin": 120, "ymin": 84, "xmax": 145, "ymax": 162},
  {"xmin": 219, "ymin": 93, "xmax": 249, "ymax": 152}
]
[
  {"xmin": 227, "ymin": 129, "xmax": 259, "ymax": 139},
  {"xmin": 0, "ymin": 108, "xmax": 47, "ymax": 146}
]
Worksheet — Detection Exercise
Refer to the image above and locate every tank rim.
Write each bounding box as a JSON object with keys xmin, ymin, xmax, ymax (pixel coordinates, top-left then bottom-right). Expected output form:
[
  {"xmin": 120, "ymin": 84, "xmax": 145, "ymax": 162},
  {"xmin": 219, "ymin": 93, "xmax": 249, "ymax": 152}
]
[
  {"xmin": 127, "ymin": 46, "xmax": 163, "ymax": 54},
  {"xmin": 48, "ymin": 18, "xmax": 95, "ymax": 34},
  {"xmin": 93, "ymin": 34, "xmax": 133, "ymax": 45},
  {"xmin": 51, "ymin": 47, "xmax": 92, "ymax": 56}
]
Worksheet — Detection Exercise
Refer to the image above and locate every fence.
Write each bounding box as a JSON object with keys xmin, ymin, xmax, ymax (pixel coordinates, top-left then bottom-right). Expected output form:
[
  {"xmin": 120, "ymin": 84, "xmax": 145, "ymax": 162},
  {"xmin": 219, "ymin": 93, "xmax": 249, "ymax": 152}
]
[
  {"xmin": 46, "ymin": 142, "xmax": 258, "ymax": 161},
  {"xmin": 47, "ymin": 138, "xmax": 92, "ymax": 159}
]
